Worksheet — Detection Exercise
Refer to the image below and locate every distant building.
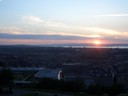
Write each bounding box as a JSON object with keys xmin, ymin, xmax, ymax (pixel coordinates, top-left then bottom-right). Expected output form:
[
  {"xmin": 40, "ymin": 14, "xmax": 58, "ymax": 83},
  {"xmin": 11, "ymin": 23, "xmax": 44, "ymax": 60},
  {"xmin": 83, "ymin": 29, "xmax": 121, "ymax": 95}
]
[
  {"xmin": 62, "ymin": 63, "xmax": 95, "ymax": 86},
  {"xmin": 62, "ymin": 63, "xmax": 120, "ymax": 86}
]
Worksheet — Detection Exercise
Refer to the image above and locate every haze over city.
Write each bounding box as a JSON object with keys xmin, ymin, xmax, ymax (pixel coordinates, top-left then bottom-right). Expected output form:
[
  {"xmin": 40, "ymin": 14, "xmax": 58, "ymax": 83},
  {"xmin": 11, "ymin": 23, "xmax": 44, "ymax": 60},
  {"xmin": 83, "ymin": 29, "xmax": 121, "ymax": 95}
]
[
  {"xmin": 1, "ymin": 1, "xmax": 128, "ymax": 95},
  {"xmin": 0, "ymin": 0, "xmax": 128, "ymax": 45}
]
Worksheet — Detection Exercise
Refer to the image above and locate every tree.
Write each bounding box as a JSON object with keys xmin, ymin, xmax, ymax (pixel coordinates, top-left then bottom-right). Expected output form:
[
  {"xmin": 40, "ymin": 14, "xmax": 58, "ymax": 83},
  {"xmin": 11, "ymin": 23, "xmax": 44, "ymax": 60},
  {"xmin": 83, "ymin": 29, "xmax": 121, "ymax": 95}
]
[
  {"xmin": 61, "ymin": 79, "xmax": 85, "ymax": 92},
  {"xmin": 36, "ymin": 78, "xmax": 85, "ymax": 92},
  {"xmin": 86, "ymin": 84, "xmax": 104, "ymax": 95},
  {"xmin": 108, "ymin": 83, "xmax": 124, "ymax": 96},
  {"xmin": 0, "ymin": 60, "xmax": 5, "ymax": 67},
  {"xmin": 0, "ymin": 68, "xmax": 14, "ymax": 94},
  {"xmin": 36, "ymin": 78, "xmax": 59, "ymax": 90}
]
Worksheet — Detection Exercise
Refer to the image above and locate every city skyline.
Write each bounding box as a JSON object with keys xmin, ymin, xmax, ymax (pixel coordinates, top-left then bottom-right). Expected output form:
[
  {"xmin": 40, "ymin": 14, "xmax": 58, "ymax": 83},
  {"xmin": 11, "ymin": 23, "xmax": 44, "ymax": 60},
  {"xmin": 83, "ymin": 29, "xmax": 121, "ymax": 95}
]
[{"xmin": 0, "ymin": 0, "xmax": 128, "ymax": 45}]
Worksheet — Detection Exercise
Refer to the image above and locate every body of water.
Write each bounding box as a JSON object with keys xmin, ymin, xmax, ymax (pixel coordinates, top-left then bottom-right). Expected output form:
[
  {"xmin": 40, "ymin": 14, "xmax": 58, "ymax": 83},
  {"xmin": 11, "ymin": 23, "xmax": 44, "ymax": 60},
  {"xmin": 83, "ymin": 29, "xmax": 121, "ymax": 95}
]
[{"xmin": 63, "ymin": 45, "xmax": 128, "ymax": 49}]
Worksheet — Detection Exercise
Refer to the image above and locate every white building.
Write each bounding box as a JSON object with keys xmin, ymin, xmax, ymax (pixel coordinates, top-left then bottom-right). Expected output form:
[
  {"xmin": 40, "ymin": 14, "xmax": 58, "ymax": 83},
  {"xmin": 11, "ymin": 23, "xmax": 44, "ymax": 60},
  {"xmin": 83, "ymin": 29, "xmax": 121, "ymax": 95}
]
[{"xmin": 34, "ymin": 68, "xmax": 61, "ymax": 80}]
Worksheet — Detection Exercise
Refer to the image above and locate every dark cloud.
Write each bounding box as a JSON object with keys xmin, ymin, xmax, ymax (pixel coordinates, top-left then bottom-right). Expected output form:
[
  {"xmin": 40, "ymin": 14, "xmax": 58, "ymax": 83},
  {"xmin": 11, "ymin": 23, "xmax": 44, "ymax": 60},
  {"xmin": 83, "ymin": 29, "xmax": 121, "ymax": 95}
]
[
  {"xmin": 0, "ymin": 33, "xmax": 88, "ymax": 40},
  {"xmin": 1, "ymin": 33, "xmax": 128, "ymax": 45}
]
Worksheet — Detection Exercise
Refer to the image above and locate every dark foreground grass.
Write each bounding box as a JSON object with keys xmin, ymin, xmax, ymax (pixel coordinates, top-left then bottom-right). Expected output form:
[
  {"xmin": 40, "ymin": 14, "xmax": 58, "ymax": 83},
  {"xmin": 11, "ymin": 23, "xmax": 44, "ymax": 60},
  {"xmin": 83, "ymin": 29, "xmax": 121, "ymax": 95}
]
[{"xmin": 22, "ymin": 90, "xmax": 92, "ymax": 96}]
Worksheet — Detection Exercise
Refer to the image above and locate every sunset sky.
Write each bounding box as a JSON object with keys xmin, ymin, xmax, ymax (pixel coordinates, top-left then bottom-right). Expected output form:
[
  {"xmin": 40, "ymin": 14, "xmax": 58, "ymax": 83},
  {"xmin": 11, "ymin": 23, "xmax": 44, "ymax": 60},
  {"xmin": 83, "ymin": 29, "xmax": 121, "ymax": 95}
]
[{"xmin": 0, "ymin": 0, "xmax": 128, "ymax": 45}]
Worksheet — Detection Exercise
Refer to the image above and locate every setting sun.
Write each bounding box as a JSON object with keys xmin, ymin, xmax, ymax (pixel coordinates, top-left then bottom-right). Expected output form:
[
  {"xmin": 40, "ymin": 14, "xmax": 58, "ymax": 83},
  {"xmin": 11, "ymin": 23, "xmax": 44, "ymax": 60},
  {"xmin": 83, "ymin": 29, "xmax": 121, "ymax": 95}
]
[{"xmin": 93, "ymin": 40, "xmax": 102, "ymax": 45}]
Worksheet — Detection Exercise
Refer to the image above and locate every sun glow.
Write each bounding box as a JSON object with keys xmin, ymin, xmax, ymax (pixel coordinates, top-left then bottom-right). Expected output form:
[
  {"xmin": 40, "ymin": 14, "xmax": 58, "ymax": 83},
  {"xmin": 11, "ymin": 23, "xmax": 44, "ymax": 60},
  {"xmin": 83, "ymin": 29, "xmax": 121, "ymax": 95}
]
[{"xmin": 93, "ymin": 40, "xmax": 102, "ymax": 45}]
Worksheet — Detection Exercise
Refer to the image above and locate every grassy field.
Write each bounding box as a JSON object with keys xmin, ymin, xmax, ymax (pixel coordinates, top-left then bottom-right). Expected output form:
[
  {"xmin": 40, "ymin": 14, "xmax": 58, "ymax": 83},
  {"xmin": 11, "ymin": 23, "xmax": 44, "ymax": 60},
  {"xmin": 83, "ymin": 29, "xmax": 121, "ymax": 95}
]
[
  {"xmin": 24, "ymin": 92, "xmax": 75, "ymax": 96},
  {"xmin": 22, "ymin": 90, "xmax": 90, "ymax": 96}
]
